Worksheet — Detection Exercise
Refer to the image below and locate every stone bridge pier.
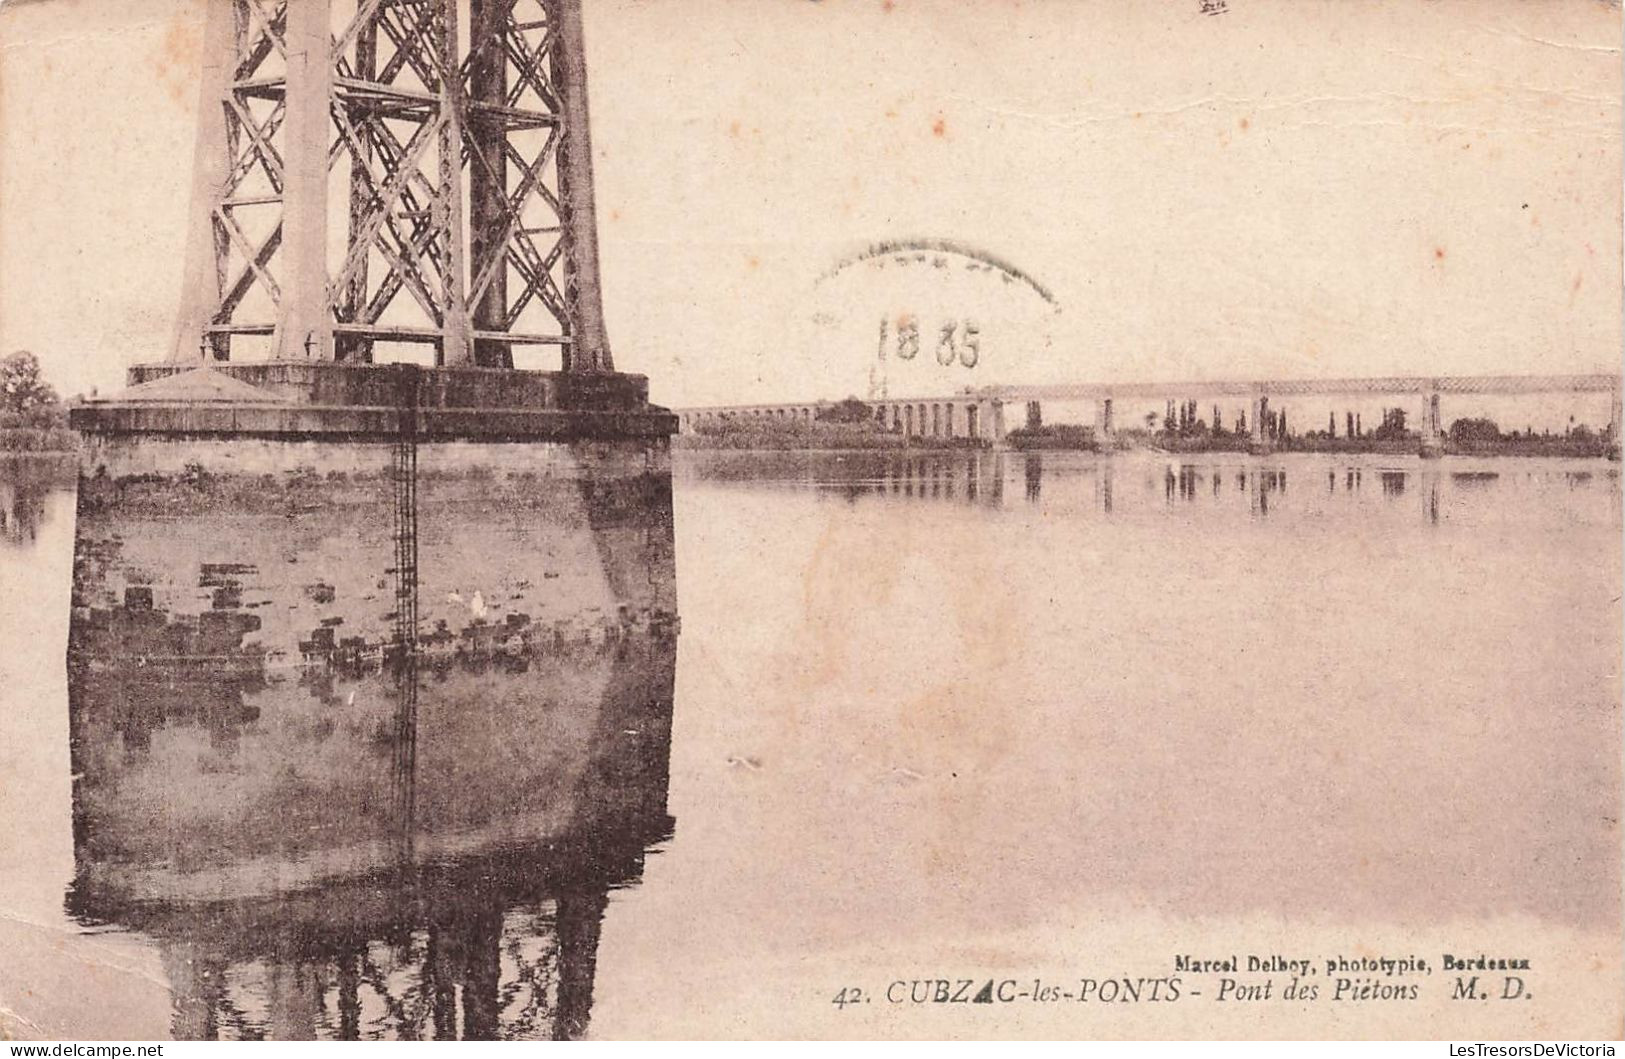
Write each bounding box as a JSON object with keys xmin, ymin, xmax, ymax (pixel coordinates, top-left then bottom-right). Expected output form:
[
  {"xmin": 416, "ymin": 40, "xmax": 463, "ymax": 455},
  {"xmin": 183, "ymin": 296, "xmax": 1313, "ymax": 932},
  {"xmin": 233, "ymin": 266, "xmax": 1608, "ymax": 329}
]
[
  {"xmin": 1248, "ymin": 391, "xmax": 1273, "ymax": 455},
  {"xmin": 1610, "ymin": 389, "xmax": 1623, "ymax": 461},
  {"xmin": 1094, "ymin": 397, "xmax": 1115, "ymax": 451},
  {"xmin": 975, "ymin": 399, "xmax": 1001, "ymax": 445},
  {"xmin": 1418, "ymin": 388, "xmax": 1444, "ymax": 459}
]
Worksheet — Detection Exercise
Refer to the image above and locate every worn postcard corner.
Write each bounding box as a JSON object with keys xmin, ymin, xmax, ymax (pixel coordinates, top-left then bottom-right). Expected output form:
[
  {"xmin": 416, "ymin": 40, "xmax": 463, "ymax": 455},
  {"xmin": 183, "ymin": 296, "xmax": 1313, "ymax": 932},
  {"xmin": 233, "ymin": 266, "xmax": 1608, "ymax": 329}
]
[{"xmin": 0, "ymin": 0, "xmax": 1620, "ymax": 1043}]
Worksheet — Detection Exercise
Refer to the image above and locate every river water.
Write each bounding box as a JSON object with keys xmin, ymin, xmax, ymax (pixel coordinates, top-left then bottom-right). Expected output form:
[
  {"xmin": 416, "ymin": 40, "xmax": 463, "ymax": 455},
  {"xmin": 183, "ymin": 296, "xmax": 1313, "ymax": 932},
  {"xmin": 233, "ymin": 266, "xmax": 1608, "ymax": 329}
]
[{"xmin": 0, "ymin": 450, "xmax": 1620, "ymax": 1039}]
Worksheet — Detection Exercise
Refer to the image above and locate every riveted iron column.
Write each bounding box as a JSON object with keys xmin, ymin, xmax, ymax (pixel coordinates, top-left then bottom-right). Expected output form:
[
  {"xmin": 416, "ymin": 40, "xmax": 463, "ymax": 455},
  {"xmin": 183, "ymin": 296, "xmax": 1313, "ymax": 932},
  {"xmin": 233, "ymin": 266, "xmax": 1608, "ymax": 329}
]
[
  {"xmin": 274, "ymin": 0, "xmax": 335, "ymax": 361},
  {"xmin": 554, "ymin": 0, "xmax": 614, "ymax": 373}
]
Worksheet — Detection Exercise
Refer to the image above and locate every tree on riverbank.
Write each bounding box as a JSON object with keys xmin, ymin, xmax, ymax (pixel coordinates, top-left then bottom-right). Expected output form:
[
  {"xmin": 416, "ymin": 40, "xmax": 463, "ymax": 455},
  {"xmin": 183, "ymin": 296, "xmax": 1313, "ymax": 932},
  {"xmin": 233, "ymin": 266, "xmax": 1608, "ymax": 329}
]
[
  {"xmin": 1449, "ymin": 417, "xmax": 1500, "ymax": 443},
  {"xmin": 1372, "ymin": 407, "xmax": 1410, "ymax": 441},
  {"xmin": 815, "ymin": 397, "xmax": 873, "ymax": 424},
  {"xmin": 2, "ymin": 352, "xmax": 62, "ymax": 424},
  {"xmin": 1, "ymin": 351, "xmax": 76, "ymax": 451}
]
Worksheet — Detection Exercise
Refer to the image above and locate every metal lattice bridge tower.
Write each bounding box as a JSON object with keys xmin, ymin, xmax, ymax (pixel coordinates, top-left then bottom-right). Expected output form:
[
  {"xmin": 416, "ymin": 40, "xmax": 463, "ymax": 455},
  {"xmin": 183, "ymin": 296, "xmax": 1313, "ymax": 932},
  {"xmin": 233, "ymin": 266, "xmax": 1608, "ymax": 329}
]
[
  {"xmin": 78, "ymin": 0, "xmax": 672, "ymax": 446},
  {"xmin": 173, "ymin": 0, "xmax": 613, "ymax": 372}
]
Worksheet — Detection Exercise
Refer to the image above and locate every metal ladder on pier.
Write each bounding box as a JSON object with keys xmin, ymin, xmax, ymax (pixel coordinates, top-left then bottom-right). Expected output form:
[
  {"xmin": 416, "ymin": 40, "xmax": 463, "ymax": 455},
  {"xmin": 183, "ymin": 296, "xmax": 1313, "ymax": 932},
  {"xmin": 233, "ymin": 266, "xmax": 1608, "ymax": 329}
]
[{"xmin": 389, "ymin": 367, "xmax": 420, "ymax": 857}]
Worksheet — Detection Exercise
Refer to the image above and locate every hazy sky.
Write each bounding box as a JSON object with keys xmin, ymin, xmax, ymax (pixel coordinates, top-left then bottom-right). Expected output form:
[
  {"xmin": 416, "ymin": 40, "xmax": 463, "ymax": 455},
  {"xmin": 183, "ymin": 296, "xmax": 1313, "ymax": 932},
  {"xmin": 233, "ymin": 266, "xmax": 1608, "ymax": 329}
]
[{"xmin": 0, "ymin": 0, "xmax": 1619, "ymax": 409}]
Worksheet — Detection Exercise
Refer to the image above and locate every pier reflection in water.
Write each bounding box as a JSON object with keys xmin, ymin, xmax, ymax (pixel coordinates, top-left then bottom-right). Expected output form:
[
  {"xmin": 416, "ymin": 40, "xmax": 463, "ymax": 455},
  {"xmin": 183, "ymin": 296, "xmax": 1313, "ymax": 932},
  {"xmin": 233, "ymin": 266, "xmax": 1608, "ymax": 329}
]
[
  {"xmin": 8, "ymin": 445, "xmax": 1620, "ymax": 1038},
  {"xmin": 65, "ymin": 443, "xmax": 676, "ymax": 1040},
  {"xmin": 677, "ymin": 449, "xmax": 1617, "ymax": 530}
]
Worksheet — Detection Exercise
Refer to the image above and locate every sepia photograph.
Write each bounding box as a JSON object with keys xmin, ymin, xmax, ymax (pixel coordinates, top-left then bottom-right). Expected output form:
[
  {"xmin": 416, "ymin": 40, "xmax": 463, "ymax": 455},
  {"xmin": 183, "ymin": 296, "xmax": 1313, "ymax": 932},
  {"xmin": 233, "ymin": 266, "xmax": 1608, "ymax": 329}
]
[{"xmin": 0, "ymin": 0, "xmax": 1620, "ymax": 1043}]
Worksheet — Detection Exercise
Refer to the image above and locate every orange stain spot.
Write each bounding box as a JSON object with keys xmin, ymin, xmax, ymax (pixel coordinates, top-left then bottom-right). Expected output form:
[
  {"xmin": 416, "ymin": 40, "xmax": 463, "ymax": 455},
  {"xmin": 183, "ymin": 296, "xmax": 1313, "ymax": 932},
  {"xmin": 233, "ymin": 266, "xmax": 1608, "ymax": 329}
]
[
  {"xmin": 747, "ymin": 256, "xmax": 760, "ymax": 269},
  {"xmin": 1434, "ymin": 247, "xmax": 1446, "ymax": 260},
  {"xmin": 931, "ymin": 117, "xmax": 947, "ymax": 137},
  {"xmin": 609, "ymin": 209, "xmax": 621, "ymax": 222},
  {"xmin": 1238, "ymin": 116, "xmax": 1249, "ymax": 130},
  {"xmin": 728, "ymin": 120, "xmax": 741, "ymax": 137},
  {"xmin": 157, "ymin": 17, "xmax": 202, "ymax": 107},
  {"xmin": 882, "ymin": 0, "xmax": 896, "ymax": 10}
]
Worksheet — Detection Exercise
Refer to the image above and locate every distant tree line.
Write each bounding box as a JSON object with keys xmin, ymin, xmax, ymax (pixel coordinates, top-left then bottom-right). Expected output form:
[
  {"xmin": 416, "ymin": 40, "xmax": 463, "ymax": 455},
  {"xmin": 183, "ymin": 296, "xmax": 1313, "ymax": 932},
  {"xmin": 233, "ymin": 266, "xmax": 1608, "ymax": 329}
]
[
  {"xmin": 1446, "ymin": 415, "xmax": 1604, "ymax": 444},
  {"xmin": 1139, "ymin": 397, "xmax": 1609, "ymax": 455}
]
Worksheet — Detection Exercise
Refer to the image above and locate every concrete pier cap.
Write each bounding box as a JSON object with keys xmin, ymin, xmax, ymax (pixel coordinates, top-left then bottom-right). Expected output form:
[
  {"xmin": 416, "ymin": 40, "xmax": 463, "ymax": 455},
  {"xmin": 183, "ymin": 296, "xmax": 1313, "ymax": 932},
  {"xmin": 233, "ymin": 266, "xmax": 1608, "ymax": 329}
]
[{"xmin": 71, "ymin": 361, "xmax": 676, "ymax": 446}]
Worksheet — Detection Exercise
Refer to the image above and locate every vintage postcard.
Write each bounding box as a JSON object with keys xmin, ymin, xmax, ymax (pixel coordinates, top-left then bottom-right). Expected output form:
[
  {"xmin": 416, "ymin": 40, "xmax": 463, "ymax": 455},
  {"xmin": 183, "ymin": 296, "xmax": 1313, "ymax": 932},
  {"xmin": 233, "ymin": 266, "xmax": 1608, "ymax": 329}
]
[{"xmin": 0, "ymin": 0, "xmax": 1620, "ymax": 1043}]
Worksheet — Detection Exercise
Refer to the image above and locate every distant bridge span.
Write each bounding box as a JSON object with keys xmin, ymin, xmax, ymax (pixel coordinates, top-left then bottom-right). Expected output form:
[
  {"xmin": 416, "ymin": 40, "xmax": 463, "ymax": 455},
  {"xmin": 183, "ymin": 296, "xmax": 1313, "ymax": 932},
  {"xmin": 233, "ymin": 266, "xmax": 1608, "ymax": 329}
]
[
  {"xmin": 676, "ymin": 372, "xmax": 1622, "ymax": 458},
  {"xmin": 983, "ymin": 372, "xmax": 1620, "ymax": 402}
]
